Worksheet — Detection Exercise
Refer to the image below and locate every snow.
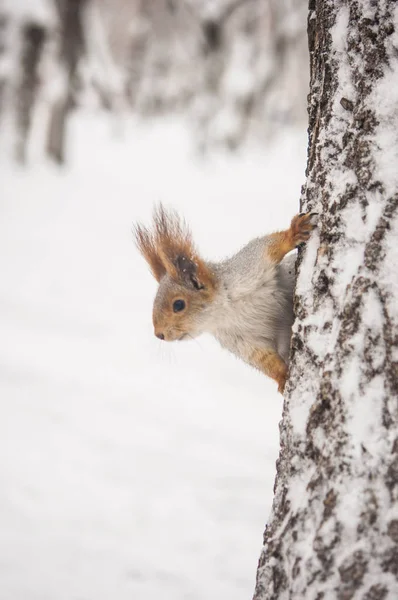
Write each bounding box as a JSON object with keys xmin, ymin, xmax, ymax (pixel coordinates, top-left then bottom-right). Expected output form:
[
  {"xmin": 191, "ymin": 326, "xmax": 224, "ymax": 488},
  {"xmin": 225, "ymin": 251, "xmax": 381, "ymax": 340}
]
[
  {"xmin": 1, "ymin": 0, "xmax": 56, "ymax": 26},
  {"xmin": 327, "ymin": 0, "xmax": 398, "ymax": 475},
  {"xmin": 370, "ymin": 3, "xmax": 398, "ymax": 196},
  {"xmin": 291, "ymin": 0, "xmax": 398, "ymax": 437},
  {"xmin": 253, "ymin": 2, "xmax": 398, "ymax": 597},
  {"xmin": 0, "ymin": 111, "xmax": 307, "ymax": 600},
  {"xmin": 222, "ymin": 38, "xmax": 256, "ymax": 99}
]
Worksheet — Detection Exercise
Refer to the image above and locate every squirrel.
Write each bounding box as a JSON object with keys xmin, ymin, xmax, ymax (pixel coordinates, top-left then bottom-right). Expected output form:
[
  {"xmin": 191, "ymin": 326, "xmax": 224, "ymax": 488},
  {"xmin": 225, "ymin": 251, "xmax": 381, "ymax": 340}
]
[{"xmin": 134, "ymin": 206, "xmax": 316, "ymax": 394}]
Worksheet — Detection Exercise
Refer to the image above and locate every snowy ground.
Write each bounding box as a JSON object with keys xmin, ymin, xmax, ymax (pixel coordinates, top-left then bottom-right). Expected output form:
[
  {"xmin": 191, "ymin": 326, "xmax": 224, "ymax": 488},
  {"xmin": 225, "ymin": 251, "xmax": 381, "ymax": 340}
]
[{"xmin": 0, "ymin": 112, "xmax": 307, "ymax": 600}]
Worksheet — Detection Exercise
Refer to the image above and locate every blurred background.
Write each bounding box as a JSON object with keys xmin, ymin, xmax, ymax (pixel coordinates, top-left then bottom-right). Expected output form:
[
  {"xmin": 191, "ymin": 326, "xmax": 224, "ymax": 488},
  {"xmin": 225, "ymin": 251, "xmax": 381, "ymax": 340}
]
[{"xmin": 0, "ymin": 1, "xmax": 309, "ymax": 599}]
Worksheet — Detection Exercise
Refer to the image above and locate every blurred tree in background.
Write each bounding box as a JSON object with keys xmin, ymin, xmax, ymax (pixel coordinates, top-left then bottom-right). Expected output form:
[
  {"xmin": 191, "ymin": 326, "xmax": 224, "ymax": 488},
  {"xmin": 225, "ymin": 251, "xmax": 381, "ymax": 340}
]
[
  {"xmin": 0, "ymin": 0, "xmax": 308, "ymax": 162},
  {"xmin": 122, "ymin": 0, "xmax": 309, "ymax": 150},
  {"xmin": 46, "ymin": 0, "xmax": 88, "ymax": 163},
  {"xmin": 0, "ymin": 0, "xmax": 118, "ymax": 163}
]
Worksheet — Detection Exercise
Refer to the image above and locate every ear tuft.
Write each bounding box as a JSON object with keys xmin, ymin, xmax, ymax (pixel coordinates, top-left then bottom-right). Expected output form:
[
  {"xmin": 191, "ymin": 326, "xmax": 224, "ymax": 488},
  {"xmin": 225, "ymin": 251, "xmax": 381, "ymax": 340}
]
[
  {"xmin": 133, "ymin": 222, "xmax": 166, "ymax": 282},
  {"xmin": 153, "ymin": 204, "xmax": 193, "ymax": 278},
  {"xmin": 134, "ymin": 204, "xmax": 215, "ymax": 291}
]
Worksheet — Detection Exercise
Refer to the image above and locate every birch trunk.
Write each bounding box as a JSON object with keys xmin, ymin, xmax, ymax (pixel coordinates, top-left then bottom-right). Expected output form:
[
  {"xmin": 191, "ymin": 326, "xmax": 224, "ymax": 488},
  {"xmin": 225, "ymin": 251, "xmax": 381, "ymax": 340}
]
[
  {"xmin": 253, "ymin": 1, "xmax": 398, "ymax": 598},
  {"xmin": 15, "ymin": 21, "xmax": 47, "ymax": 163},
  {"xmin": 0, "ymin": 1, "xmax": 55, "ymax": 162},
  {"xmin": 46, "ymin": 0, "xmax": 87, "ymax": 164}
]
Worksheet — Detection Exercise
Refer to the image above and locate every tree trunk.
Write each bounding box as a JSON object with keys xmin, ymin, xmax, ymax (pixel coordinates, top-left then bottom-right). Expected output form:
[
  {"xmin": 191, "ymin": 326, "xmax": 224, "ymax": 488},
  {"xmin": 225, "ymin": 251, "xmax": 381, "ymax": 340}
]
[
  {"xmin": 0, "ymin": 11, "xmax": 10, "ymax": 126},
  {"xmin": 0, "ymin": 2, "xmax": 54, "ymax": 163},
  {"xmin": 46, "ymin": 0, "xmax": 87, "ymax": 164},
  {"xmin": 15, "ymin": 21, "xmax": 47, "ymax": 164},
  {"xmin": 253, "ymin": 1, "xmax": 398, "ymax": 599}
]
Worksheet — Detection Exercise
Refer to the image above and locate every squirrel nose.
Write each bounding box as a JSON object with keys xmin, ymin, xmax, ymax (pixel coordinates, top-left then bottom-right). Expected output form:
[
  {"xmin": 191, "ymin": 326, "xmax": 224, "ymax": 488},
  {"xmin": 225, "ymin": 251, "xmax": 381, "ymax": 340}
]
[{"xmin": 155, "ymin": 332, "xmax": 165, "ymax": 340}]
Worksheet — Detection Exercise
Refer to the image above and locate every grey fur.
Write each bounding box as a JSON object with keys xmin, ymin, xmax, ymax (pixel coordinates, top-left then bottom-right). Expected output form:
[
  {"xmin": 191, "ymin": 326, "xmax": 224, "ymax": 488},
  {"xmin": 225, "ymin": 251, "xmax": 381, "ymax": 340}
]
[
  {"xmin": 154, "ymin": 234, "xmax": 296, "ymax": 365},
  {"xmin": 204, "ymin": 238, "xmax": 295, "ymax": 365}
]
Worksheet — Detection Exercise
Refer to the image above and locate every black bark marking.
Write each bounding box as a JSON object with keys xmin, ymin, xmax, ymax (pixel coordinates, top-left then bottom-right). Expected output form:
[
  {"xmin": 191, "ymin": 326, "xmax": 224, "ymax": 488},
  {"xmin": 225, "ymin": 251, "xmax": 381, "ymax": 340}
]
[{"xmin": 253, "ymin": 1, "xmax": 398, "ymax": 599}]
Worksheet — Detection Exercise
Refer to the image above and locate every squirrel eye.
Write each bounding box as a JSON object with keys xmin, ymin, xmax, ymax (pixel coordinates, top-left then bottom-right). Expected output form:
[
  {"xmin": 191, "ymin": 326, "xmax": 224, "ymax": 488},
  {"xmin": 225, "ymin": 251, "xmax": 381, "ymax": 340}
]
[{"xmin": 173, "ymin": 299, "xmax": 186, "ymax": 313}]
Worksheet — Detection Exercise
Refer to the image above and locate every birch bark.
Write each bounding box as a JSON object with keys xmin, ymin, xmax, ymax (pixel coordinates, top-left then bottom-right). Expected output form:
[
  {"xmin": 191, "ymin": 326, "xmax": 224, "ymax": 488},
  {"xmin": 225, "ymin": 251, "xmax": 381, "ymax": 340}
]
[{"xmin": 254, "ymin": 1, "xmax": 398, "ymax": 598}]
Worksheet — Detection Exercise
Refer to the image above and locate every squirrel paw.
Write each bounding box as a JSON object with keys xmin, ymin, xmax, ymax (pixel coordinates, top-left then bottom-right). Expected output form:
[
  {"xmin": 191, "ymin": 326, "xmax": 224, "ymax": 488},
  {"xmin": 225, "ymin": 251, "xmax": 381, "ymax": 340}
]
[
  {"xmin": 277, "ymin": 375, "xmax": 287, "ymax": 395},
  {"xmin": 290, "ymin": 212, "xmax": 318, "ymax": 246}
]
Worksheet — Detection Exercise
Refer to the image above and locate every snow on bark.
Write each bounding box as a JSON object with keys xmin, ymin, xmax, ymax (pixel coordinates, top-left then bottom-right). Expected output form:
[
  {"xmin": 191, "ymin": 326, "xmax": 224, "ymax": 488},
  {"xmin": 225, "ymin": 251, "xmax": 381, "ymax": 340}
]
[{"xmin": 253, "ymin": 1, "xmax": 398, "ymax": 599}]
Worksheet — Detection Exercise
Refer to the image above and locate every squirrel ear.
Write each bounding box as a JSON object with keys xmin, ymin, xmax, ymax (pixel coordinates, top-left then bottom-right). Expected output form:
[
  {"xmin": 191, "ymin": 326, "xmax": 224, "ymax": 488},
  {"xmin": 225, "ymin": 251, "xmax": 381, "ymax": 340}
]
[
  {"xmin": 174, "ymin": 254, "xmax": 214, "ymax": 291},
  {"xmin": 134, "ymin": 223, "xmax": 166, "ymax": 282},
  {"xmin": 137, "ymin": 204, "xmax": 215, "ymax": 290}
]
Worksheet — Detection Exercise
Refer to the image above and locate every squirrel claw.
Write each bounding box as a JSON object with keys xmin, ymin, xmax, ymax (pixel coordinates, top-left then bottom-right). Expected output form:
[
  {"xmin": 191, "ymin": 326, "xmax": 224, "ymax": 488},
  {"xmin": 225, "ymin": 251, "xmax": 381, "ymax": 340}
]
[{"xmin": 290, "ymin": 212, "xmax": 317, "ymax": 246}]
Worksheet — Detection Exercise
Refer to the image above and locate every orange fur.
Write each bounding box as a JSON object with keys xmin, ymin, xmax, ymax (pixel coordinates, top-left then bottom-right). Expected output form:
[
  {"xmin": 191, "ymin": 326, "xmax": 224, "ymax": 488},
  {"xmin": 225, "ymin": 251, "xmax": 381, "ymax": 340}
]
[
  {"xmin": 153, "ymin": 205, "xmax": 195, "ymax": 279},
  {"xmin": 134, "ymin": 205, "xmax": 215, "ymax": 289},
  {"xmin": 134, "ymin": 222, "xmax": 166, "ymax": 281},
  {"xmin": 266, "ymin": 213, "xmax": 316, "ymax": 264},
  {"xmin": 249, "ymin": 348, "xmax": 288, "ymax": 394},
  {"xmin": 266, "ymin": 230, "xmax": 296, "ymax": 263}
]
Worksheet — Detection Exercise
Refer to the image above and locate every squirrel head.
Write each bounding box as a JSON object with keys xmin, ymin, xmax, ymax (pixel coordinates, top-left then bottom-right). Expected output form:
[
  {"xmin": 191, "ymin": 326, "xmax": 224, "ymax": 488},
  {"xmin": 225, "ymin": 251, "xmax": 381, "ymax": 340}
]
[{"xmin": 134, "ymin": 205, "xmax": 216, "ymax": 342}]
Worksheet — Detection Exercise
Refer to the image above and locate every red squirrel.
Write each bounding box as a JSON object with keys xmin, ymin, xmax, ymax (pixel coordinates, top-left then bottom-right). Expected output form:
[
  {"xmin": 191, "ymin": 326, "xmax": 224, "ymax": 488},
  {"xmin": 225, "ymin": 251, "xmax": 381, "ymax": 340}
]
[{"xmin": 135, "ymin": 206, "xmax": 316, "ymax": 393}]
